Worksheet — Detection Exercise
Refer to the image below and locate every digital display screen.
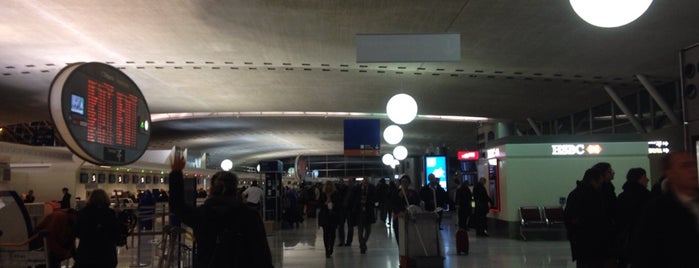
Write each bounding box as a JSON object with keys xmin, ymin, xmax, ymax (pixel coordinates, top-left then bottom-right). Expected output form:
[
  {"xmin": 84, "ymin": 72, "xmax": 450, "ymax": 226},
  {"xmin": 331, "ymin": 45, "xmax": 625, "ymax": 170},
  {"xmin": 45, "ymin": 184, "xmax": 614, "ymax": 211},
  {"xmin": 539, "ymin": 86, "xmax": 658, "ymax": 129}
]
[
  {"xmin": 132, "ymin": 175, "xmax": 139, "ymax": 184},
  {"xmin": 71, "ymin": 94, "xmax": 84, "ymax": 115},
  {"xmin": 97, "ymin": 173, "xmax": 106, "ymax": 183},
  {"xmin": 145, "ymin": 176, "xmax": 151, "ymax": 184},
  {"xmin": 49, "ymin": 62, "xmax": 151, "ymax": 166},
  {"xmin": 424, "ymin": 155, "xmax": 447, "ymax": 189},
  {"xmin": 108, "ymin": 174, "xmax": 116, "ymax": 183},
  {"xmin": 79, "ymin": 173, "xmax": 88, "ymax": 183}
]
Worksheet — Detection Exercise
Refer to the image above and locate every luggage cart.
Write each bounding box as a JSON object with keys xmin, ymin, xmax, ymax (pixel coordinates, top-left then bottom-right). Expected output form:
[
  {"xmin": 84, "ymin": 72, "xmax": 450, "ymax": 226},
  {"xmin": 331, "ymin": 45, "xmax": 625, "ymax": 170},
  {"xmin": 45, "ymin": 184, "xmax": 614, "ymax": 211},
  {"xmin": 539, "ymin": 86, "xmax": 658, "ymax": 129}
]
[
  {"xmin": 398, "ymin": 209, "xmax": 444, "ymax": 268},
  {"xmin": 0, "ymin": 230, "xmax": 50, "ymax": 268}
]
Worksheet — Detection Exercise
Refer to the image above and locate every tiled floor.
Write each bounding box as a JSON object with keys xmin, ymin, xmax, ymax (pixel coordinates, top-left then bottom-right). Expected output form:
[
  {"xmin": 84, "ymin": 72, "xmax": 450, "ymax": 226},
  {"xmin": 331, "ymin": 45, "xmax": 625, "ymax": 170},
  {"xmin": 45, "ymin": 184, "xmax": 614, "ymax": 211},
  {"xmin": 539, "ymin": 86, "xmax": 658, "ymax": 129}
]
[{"xmin": 115, "ymin": 213, "xmax": 576, "ymax": 267}]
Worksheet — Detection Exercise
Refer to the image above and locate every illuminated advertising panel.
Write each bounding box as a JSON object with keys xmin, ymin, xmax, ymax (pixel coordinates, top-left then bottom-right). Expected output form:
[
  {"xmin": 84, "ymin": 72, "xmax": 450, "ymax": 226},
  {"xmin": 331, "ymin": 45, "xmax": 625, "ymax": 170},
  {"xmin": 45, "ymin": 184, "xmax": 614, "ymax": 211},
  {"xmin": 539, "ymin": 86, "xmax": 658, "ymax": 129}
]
[
  {"xmin": 424, "ymin": 155, "xmax": 447, "ymax": 189},
  {"xmin": 457, "ymin": 150, "xmax": 479, "ymax": 161}
]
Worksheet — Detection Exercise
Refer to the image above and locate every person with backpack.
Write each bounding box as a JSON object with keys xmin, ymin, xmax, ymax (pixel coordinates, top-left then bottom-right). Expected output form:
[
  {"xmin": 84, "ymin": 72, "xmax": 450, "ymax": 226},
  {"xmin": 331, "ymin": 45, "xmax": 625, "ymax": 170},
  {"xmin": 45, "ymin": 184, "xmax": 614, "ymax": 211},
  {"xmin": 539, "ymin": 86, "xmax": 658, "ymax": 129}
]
[{"xmin": 169, "ymin": 156, "xmax": 273, "ymax": 267}]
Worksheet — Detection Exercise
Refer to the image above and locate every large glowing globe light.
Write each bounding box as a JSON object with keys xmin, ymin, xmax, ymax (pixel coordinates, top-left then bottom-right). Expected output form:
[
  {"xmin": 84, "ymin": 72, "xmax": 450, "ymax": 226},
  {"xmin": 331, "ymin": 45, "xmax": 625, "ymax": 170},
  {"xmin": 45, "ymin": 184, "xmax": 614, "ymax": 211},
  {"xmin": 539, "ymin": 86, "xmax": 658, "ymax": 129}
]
[
  {"xmin": 393, "ymin": 145, "xmax": 408, "ymax": 160},
  {"xmin": 220, "ymin": 159, "xmax": 233, "ymax": 171},
  {"xmin": 382, "ymin": 153, "xmax": 395, "ymax": 165},
  {"xmin": 383, "ymin": 125, "xmax": 404, "ymax": 145},
  {"xmin": 569, "ymin": 0, "xmax": 653, "ymax": 28},
  {"xmin": 386, "ymin": 94, "xmax": 418, "ymax": 125}
]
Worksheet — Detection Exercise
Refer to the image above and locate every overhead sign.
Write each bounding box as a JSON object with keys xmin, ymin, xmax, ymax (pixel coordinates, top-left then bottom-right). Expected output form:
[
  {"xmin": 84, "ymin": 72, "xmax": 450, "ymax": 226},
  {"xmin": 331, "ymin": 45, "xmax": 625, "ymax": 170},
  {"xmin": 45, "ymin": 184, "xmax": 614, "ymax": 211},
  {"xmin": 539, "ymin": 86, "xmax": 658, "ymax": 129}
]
[
  {"xmin": 551, "ymin": 144, "xmax": 603, "ymax": 156},
  {"xmin": 49, "ymin": 62, "xmax": 150, "ymax": 166},
  {"xmin": 457, "ymin": 150, "xmax": 479, "ymax": 161},
  {"xmin": 647, "ymin": 140, "xmax": 670, "ymax": 154}
]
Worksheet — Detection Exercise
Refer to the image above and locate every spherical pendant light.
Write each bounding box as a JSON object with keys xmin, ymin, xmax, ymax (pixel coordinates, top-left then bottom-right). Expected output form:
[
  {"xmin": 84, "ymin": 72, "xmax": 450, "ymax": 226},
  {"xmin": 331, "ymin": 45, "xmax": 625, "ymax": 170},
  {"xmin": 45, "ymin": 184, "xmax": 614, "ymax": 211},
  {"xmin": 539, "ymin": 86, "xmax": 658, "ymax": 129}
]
[
  {"xmin": 386, "ymin": 94, "xmax": 418, "ymax": 125},
  {"xmin": 382, "ymin": 153, "xmax": 395, "ymax": 165},
  {"xmin": 220, "ymin": 159, "xmax": 233, "ymax": 171},
  {"xmin": 383, "ymin": 125, "xmax": 404, "ymax": 145},
  {"xmin": 393, "ymin": 145, "xmax": 408, "ymax": 161},
  {"xmin": 569, "ymin": 0, "xmax": 653, "ymax": 28}
]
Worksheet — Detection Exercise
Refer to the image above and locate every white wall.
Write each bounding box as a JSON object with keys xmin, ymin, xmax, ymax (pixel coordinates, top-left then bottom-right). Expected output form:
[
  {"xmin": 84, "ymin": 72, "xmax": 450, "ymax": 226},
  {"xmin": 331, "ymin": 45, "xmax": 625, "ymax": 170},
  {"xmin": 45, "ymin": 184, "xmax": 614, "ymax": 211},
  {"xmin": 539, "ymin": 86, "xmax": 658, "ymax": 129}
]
[{"xmin": 492, "ymin": 155, "xmax": 650, "ymax": 222}]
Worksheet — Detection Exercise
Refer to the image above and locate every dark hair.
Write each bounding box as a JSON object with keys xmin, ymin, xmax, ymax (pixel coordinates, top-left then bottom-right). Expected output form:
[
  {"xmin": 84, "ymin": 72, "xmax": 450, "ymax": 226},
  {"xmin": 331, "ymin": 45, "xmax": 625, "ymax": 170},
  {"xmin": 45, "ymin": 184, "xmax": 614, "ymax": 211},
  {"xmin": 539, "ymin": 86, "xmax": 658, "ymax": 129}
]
[
  {"xmin": 626, "ymin": 168, "xmax": 646, "ymax": 182},
  {"xmin": 582, "ymin": 168, "xmax": 603, "ymax": 183},
  {"xmin": 591, "ymin": 162, "xmax": 611, "ymax": 173},
  {"xmin": 400, "ymin": 175, "xmax": 411, "ymax": 184},
  {"xmin": 87, "ymin": 189, "xmax": 110, "ymax": 207},
  {"xmin": 209, "ymin": 171, "xmax": 238, "ymax": 196},
  {"xmin": 62, "ymin": 187, "xmax": 68, "ymax": 192}
]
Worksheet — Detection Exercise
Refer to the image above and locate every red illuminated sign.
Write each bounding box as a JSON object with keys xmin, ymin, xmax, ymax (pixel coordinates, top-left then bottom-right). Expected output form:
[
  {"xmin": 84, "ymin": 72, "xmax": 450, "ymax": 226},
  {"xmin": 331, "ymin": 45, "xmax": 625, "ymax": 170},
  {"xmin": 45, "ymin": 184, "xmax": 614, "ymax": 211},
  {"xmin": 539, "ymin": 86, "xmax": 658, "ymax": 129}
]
[{"xmin": 457, "ymin": 150, "xmax": 479, "ymax": 160}]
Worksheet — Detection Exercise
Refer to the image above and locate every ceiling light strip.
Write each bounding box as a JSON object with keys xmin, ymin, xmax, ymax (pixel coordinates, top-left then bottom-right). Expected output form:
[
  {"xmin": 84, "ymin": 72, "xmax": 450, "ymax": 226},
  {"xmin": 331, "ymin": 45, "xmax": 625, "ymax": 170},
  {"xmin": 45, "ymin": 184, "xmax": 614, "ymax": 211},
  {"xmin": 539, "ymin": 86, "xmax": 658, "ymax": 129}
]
[{"xmin": 151, "ymin": 112, "xmax": 490, "ymax": 122}]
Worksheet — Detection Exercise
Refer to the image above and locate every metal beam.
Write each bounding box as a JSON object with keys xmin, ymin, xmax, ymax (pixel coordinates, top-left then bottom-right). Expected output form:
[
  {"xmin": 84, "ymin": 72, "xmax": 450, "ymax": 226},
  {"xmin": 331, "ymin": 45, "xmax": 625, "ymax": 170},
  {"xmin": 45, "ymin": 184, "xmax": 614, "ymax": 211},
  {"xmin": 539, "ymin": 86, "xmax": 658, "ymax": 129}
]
[
  {"xmin": 526, "ymin": 118, "xmax": 542, "ymax": 136},
  {"xmin": 603, "ymin": 85, "xmax": 646, "ymax": 133},
  {"xmin": 635, "ymin": 74, "xmax": 682, "ymax": 125}
]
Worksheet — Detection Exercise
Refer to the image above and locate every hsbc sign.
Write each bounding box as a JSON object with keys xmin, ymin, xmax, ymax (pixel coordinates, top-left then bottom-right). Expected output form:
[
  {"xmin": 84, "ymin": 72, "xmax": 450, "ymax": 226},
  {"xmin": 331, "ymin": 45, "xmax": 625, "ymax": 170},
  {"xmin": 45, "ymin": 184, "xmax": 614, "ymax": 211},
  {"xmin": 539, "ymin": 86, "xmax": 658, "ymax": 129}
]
[
  {"xmin": 551, "ymin": 144, "xmax": 603, "ymax": 156},
  {"xmin": 457, "ymin": 150, "xmax": 479, "ymax": 160}
]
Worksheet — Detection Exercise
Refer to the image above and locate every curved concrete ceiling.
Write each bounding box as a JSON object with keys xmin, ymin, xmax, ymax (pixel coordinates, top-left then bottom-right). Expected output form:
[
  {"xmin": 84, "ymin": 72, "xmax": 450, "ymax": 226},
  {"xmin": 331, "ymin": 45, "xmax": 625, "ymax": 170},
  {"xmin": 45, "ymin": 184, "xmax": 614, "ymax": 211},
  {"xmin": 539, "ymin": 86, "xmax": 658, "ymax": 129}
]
[{"xmin": 1, "ymin": 0, "xmax": 697, "ymax": 166}]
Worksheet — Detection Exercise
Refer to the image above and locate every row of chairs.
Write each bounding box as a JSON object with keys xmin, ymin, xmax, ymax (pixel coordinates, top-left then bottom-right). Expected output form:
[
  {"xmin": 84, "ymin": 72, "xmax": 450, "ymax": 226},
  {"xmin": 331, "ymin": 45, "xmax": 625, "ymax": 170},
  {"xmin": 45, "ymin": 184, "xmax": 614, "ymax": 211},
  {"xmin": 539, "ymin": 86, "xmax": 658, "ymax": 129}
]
[{"xmin": 518, "ymin": 206, "xmax": 565, "ymax": 241}]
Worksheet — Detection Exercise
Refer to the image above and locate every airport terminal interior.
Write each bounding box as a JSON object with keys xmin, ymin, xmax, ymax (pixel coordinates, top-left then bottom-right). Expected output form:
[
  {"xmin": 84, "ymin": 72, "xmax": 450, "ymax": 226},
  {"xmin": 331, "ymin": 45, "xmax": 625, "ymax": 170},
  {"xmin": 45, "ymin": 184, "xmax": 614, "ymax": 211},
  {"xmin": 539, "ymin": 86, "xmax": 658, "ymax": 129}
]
[{"xmin": 2, "ymin": 1, "xmax": 699, "ymax": 267}]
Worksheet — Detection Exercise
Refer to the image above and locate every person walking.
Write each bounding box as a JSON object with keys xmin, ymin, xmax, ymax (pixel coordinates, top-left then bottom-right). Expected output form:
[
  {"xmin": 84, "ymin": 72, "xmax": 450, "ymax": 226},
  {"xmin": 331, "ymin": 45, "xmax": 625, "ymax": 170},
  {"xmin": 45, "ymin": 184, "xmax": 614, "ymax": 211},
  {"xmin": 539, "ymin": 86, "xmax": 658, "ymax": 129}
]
[
  {"xmin": 73, "ymin": 189, "xmax": 119, "ymax": 268},
  {"xmin": 357, "ymin": 178, "xmax": 376, "ymax": 254},
  {"xmin": 472, "ymin": 178, "xmax": 492, "ymax": 236},
  {"xmin": 318, "ymin": 181, "xmax": 341, "ymax": 258},
  {"xmin": 169, "ymin": 156, "xmax": 273, "ymax": 267}
]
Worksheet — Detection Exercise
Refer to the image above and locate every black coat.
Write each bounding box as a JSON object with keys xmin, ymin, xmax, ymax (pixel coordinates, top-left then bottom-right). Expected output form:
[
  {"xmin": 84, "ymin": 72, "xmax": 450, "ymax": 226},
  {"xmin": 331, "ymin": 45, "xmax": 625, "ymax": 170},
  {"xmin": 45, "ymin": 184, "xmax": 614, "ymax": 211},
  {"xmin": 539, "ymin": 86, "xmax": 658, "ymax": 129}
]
[
  {"xmin": 615, "ymin": 181, "xmax": 651, "ymax": 257},
  {"xmin": 74, "ymin": 205, "xmax": 119, "ymax": 268},
  {"xmin": 473, "ymin": 184, "xmax": 491, "ymax": 213},
  {"xmin": 357, "ymin": 184, "xmax": 377, "ymax": 224},
  {"xmin": 631, "ymin": 190, "xmax": 699, "ymax": 267},
  {"xmin": 318, "ymin": 192, "xmax": 341, "ymax": 227},
  {"xmin": 419, "ymin": 183, "xmax": 448, "ymax": 212},
  {"xmin": 455, "ymin": 186, "xmax": 473, "ymax": 229},
  {"xmin": 169, "ymin": 170, "xmax": 273, "ymax": 268},
  {"xmin": 60, "ymin": 193, "xmax": 71, "ymax": 209},
  {"xmin": 564, "ymin": 182, "xmax": 609, "ymax": 262}
]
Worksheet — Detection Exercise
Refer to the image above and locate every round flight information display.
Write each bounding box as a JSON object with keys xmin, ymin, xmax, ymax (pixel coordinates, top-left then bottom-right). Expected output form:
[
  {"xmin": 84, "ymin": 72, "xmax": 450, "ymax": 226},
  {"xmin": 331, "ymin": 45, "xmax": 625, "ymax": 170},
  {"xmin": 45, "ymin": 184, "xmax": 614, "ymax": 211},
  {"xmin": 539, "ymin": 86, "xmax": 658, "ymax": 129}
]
[{"xmin": 49, "ymin": 62, "xmax": 150, "ymax": 166}]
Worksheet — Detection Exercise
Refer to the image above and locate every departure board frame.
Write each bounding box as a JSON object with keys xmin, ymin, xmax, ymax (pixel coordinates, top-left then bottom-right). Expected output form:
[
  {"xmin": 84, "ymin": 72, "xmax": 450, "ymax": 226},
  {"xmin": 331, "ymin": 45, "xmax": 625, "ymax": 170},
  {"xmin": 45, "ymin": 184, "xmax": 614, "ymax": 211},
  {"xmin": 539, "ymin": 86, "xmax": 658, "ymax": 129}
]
[{"xmin": 49, "ymin": 62, "xmax": 150, "ymax": 166}]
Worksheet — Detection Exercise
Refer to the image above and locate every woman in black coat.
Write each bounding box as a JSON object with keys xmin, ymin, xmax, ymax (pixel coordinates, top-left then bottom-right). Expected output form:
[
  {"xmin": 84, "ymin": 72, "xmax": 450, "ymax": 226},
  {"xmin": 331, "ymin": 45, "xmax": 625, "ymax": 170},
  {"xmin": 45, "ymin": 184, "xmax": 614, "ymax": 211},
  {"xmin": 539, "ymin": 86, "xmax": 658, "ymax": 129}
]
[
  {"xmin": 318, "ymin": 181, "xmax": 341, "ymax": 258},
  {"xmin": 169, "ymin": 156, "xmax": 273, "ymax": 268},
  {"xmin": 74, "ymin": 189, "xmax": 119, "ymax": 268}
]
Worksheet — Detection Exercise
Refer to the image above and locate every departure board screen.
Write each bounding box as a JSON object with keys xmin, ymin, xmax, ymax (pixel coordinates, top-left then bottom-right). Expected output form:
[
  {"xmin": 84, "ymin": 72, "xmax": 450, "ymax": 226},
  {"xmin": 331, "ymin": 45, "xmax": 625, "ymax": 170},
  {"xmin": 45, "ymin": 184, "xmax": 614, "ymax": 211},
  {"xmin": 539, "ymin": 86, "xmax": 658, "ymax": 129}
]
[{"xmin": 49, "ymin": 62, "xmax": 150, "ymax": 166}]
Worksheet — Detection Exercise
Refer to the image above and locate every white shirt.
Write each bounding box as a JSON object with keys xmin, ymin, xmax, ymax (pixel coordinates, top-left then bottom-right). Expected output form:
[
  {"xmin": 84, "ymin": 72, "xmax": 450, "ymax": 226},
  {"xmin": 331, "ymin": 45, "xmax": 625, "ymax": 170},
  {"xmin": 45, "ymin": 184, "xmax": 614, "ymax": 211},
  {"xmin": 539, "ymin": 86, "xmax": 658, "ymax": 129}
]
[{"xmin": 243, "ymin": 186, "xmax": 264, "ymax": 204}]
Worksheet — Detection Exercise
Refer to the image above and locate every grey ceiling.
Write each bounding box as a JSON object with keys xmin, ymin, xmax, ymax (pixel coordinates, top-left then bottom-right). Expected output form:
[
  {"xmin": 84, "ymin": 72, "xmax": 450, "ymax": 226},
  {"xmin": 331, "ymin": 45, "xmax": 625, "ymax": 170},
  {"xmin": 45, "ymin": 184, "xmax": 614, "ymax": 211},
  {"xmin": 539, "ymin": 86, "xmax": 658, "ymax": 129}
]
[{"xmin": 1, "ymin": 0, "xmax": 697, "ymax": 166}]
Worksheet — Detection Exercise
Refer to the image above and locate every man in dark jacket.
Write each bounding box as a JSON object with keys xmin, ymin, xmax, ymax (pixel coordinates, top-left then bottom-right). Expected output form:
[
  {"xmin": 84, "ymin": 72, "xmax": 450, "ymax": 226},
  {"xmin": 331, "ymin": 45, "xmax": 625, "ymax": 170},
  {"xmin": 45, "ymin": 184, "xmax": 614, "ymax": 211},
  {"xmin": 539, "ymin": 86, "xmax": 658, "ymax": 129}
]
[
  {"xmin": 60, "ymin": 187, "xmax": 71, "ymax": 209},
  {"xmin": 631, "ymin": 152, "xmax": 699, "ymax": 267},
  {"xmin": 420, "ymin": 174, "xmax": 448, "ymax": 229},
  {"xmin": 169, "ymin": 156, "xmax": 273, "ymax": 268},
  {"xmin": 564, "ymin": 168, "xmax": 611, "ymax": 268},
  {"xmin": 356, "ymin": 178, "xmax": 376, "ymax": 254},
  {"xmin": 615, "ymin": 168, "xmax": 651, "ymax": 267}
]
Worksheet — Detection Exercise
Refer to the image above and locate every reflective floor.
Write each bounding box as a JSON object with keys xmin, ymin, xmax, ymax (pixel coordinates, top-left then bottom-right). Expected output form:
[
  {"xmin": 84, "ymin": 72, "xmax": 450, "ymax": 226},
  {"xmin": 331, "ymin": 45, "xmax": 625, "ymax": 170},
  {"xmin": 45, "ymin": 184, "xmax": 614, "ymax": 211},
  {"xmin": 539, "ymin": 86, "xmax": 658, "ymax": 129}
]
[{"xmin": 114, "ymin": 213, "xmax": 576, "ymax": 268}]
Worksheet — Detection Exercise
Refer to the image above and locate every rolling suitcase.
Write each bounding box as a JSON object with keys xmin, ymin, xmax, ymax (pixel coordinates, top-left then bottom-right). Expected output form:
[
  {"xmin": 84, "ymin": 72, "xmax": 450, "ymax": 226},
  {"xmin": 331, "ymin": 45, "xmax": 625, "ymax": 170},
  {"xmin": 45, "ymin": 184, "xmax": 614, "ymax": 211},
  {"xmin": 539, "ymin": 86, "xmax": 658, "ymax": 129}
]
[{"xmin": 456, "ymin": 229, "xmax": 469, "ymax": 255}]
